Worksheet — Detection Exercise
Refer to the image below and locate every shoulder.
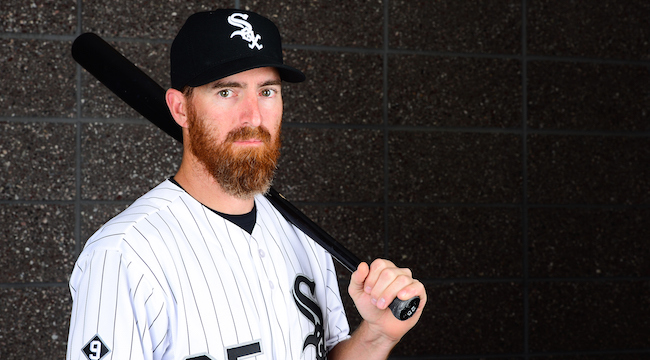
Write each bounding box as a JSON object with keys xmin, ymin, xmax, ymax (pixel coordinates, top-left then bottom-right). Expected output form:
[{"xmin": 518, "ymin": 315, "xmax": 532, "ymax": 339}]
[{"xmin": 82, "ymin": 180, "xmax": 187, "ymax": 255}]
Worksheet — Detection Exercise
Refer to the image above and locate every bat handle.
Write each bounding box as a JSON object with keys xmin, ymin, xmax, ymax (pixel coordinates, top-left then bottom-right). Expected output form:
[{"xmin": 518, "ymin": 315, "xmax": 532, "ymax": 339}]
[{"xmin": 388, "ymin": 296, "xmax": 421, "ymax": 321}]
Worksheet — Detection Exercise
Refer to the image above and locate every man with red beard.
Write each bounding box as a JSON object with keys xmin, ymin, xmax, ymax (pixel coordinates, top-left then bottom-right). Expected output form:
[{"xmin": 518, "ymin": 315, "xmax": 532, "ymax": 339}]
[{"xmin": 67, "ymin": 9, "xmax": 425, "ymax": 360}]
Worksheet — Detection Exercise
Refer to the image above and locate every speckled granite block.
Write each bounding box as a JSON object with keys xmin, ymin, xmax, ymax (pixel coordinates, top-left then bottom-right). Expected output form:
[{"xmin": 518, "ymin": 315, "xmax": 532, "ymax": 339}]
[
  {"xmin": 0, "ymin": 204, "xmax": 74, "ymax": 283},
  {"xmin": 297, "ymin": 204, "xmax": 385, "ymax": 278},
  {"xmin": 388, "ymin": 131, "xmax": 522, "ymax": 203},
  {"xmin": 389, "ymin": 206, "xmax": 522, "ymax": 278},
  {"xmin": 390, "ymin": 0, "xmax": 522, "ymax": 54},
  {"xmin": 81, "ymin": 203, "xmax": 131, "ymax": 243},
  {"xmin": 0, "ymin": 0, "xmax": 77, "ymax": 34},
  {"xmin": 0, "ymin": 122, "xmax": 76, "ymax": 201},
  {"xmin": 529, "ymin": 208, "xmax": 650, "ymax": 278},
  {"xmin": 388, "ymin": 55, "xmax": 522, "ymax": 128},
  {"xmin": 393, "ymin": 283, "xmax": 524, "ymax": 356},
  {"xmin": 0, "ymin": 40, "xmax": 76, "ymax": 118},
  {"xmin": 282, "ymin": 50, "xmax": 383, "ymax": 125},
  {"xmin": 81, "ymin": 122, "xmax": 182, "ymax": 201},
  {"xmin": 275, "ymin": 127, "xmax": 384, "ymax": 202},
  {"xmin": 527, "ymin": 135, "xmax": 650, "ymax": 205},
  {"xmin": 0, "ymin": 287, "xmax": 71, "ymax": 360},
  {"xmin": 341, "ymin": 282, "xmax": 524, "ymax": 359},
  {"xmin": 529, "ymin": 281, "xmax": 650, "ymax": 352},
  {"xmin": 81, "ymin": 41, "xmax": 171, "ymax": 119},
  {"xmin": 528, "ymin": 62, "xmax": 650, "ymax": 131},
  {"xmin": 82, "ymin": 0, "xmax": 231, "ymax": 39},
  {"xmin": 241, "ymin": 0, "xmax": 383, "ymax": 48},
  {"xmin": 528, "ymin": 0, "xmax": 650, "ymax": 60}
]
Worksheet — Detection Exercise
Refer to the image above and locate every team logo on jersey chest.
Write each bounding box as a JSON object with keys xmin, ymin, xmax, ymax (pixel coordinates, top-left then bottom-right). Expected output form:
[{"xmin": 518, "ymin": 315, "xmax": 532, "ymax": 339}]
[
  {"xmin": 293, "ymin": 275, "xmax": 326, "ymax": 360},
  {"xmin": 228, "ymin": 13, "xmax": 263, "ymax": 50},
  {"xmin": 82, "ymin": 334, "xmax": 110, "ymax": 360}
]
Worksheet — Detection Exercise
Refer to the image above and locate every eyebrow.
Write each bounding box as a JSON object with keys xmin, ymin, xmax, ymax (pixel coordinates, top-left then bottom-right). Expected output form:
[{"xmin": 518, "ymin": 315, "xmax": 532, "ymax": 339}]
[
  {"xmin": 261, "ymin": 79, "xmax": 282, "ymax": 87},
  {"xmin": 211, "ymin": 80, "xmax": 242, "ymax": 89},
  {"xmin": 210, "ymin": 79, "xmax": 282, "ymax": 89}
]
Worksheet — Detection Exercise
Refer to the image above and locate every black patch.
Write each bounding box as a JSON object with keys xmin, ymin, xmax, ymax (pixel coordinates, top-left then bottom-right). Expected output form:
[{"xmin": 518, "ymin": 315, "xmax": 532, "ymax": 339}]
[{"xmin": 82, "ymin": 334, "xmax": 110, "ymax": 360}]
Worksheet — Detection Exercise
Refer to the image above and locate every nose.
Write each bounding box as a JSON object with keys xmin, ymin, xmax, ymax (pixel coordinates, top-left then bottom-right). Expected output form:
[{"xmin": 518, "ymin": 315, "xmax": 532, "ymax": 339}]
[{"xmin": 241, "ymin": 92, "xmax": 262, "ymax": 127}]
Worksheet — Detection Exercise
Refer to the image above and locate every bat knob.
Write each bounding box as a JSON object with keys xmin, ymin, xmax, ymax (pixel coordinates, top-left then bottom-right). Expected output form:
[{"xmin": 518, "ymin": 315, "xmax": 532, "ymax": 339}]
[{"xmin": 388, "ymin": 296, "xmax": 420, "ymax": 321}]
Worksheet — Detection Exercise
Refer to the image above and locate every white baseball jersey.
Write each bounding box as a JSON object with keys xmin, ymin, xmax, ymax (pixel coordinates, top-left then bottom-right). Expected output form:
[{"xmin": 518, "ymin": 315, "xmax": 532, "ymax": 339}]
[{"xmin": 66, "ymin": 180, "xmax": 350, "ymax": 360}]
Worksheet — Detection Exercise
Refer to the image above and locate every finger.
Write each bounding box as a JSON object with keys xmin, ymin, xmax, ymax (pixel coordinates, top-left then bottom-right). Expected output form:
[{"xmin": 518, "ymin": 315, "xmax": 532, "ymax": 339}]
[
  {"xmin": 399, "ymin": 280, "xmax": 427, "ymax": 317},
  {"xmin": 371, "ymin": 273, "xmax": 416, "ymax": 310},
  {"xmin": 367, "ymin": 267, "xmax": 413, "ymax": 309},
  {"xmin": 362, "ymin": 259, "xmax": 395, "ymax": 295},
  {"xmin": 348, "ymin": 262, "xmax": 370, "ymax": 297},
  {"xmin": 396, "ymin": 278, "xmax": 425, "ymax": 302}
]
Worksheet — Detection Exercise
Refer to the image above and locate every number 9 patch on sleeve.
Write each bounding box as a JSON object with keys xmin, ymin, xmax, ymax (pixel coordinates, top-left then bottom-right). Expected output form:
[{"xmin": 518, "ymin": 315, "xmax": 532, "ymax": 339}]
[{"xmin": 82, "ymin": 334, "xmax": 111, "ymax": 360}]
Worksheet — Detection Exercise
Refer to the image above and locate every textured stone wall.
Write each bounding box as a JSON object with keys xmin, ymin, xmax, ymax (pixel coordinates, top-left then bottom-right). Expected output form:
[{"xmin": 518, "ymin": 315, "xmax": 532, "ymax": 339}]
[{"xmin": 1, "ymin": 0, "xmax": 649, "ymax": 359}]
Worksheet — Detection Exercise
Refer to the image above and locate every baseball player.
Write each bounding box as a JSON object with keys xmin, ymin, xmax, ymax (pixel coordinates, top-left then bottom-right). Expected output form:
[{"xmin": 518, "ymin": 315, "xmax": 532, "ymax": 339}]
[{"xmin": 67, "ymin": 9, "xmax": 426, "ymax": 360}]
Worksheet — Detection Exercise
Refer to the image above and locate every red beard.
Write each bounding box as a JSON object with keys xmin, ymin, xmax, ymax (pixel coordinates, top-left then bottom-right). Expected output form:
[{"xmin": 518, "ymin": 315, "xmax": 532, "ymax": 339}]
[{"xmin": 186, "ymin": 105, "xmax": 281, "ymax": 199}]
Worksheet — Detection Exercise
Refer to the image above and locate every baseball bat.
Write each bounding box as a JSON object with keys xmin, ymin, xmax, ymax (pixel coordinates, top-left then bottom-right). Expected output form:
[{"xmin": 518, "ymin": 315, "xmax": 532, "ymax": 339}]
[{"xmin": 71, "ymin": 32, "xmax": 419, "ymax": 321}]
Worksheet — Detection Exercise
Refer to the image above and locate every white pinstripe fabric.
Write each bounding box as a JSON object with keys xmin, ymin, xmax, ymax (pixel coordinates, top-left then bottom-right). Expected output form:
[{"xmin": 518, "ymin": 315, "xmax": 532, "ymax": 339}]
[{"xmin": 67, "ymin": 180, "xmax": 350, "ymax": 360}]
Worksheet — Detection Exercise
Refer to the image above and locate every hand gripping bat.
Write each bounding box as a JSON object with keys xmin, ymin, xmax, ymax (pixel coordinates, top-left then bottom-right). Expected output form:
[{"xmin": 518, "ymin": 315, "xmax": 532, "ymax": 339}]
[{"xmin": 71, "ymin": 32, "xmax": 420, "ymax": 321}]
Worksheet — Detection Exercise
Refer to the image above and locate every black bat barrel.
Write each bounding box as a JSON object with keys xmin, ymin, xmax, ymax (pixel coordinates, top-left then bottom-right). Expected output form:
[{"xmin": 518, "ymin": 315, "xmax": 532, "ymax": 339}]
[{"xmin": 71, "ymin": 32, "xmax": 183, "ymax": 143}]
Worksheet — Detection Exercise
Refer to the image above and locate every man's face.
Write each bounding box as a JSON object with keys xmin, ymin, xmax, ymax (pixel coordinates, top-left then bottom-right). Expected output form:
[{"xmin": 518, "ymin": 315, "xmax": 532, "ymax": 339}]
[{"xmin": 185, "ymin": 67, "xmax": 283, "ymax": 199}]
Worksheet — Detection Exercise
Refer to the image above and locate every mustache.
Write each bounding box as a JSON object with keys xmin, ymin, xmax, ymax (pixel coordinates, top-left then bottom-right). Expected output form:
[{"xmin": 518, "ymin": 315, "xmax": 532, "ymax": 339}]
[{"xmin": 225, "ymin": 126, "xmax": 272, "ymax": 143}]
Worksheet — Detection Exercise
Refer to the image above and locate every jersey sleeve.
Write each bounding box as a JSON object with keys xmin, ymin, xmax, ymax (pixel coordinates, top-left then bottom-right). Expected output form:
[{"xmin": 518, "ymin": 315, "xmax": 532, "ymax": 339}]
[
  {"xmin": 323, "ymin": 253, "xmax": 352, "ymax": 351},
  {"xmin": 66, "ymin": 248, "xmax": 170, "ymax": 360}
]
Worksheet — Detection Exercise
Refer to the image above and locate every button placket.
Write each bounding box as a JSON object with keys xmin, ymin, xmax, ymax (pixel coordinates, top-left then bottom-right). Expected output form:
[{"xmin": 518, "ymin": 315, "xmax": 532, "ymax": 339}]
[{"xmin": 250, "ymin": 234, "xmax": 275, "ymax": 292}]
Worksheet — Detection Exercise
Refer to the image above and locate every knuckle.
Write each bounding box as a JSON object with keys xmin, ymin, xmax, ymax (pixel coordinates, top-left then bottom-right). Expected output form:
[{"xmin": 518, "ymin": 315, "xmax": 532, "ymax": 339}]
[
  {"xmin": 378, "ymin": 268, "xmax": 395, "ymax": 283},
  {"xmin": 396, "ymin": 274, "xmax": 413, "ymax": 287},
  {"xmin": 370, "ymin": 258, "xmax": 388, "ymax": 272}
]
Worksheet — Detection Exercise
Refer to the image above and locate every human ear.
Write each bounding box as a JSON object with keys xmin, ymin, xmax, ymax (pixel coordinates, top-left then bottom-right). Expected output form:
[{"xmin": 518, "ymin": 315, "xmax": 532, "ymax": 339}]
[{"xmin": 166, "ymin": 88, "xmax": 189, "ymax": 128}]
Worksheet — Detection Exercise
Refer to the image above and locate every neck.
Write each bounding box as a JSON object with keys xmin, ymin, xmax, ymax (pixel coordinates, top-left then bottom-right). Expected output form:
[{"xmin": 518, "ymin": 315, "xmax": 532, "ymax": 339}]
[{"xmin": 173, "ymin": 155, "xmax": 256, "ymax": 215}]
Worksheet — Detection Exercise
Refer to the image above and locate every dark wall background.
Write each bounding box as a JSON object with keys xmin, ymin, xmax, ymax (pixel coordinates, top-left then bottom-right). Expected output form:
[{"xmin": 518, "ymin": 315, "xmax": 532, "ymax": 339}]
[{"xmin": 1, "ymin": 0, "xmax": 649, "ymax": 359}]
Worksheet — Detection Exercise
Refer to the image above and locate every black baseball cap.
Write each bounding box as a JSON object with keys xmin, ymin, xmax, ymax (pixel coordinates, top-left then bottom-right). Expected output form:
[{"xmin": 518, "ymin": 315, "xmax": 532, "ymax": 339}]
[{"xmin": 170, "ymin": 9, "xmax": 305, "ymax": 90}]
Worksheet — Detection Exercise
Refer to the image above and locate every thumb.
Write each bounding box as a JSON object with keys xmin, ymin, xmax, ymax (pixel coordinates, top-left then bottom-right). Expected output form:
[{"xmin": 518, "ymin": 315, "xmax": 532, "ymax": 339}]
[{"xmin": 349, "ymin": 262, "xmax": 370, "ymax": 298}]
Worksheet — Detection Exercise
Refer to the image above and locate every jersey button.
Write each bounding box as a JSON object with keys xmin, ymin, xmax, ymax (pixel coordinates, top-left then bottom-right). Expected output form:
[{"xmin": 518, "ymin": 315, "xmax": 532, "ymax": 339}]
[
  {"xmin": 259, "ymin": 249, "xmax": 266, "ymax": 258},
  {"xmin": 269, "ymin": 281, "xmax": 275, "ymax": 289}
]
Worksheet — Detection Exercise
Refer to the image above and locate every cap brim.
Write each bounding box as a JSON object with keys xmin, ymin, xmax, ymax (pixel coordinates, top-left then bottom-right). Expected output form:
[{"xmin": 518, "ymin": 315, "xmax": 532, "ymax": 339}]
[{"xmin": 185, "ymin": 56, "xmax": 305, "ymax": 88}]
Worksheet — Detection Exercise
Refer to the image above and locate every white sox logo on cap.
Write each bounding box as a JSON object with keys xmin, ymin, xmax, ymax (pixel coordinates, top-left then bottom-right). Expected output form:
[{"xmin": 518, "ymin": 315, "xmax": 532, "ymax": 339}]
[
  {"xmin": 228, "ymin": 13, "xmax": 263, "ymax": 50},
  {"xmin": 170, "ymin": 9, "xmax": 304, "ymax": 90}
]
